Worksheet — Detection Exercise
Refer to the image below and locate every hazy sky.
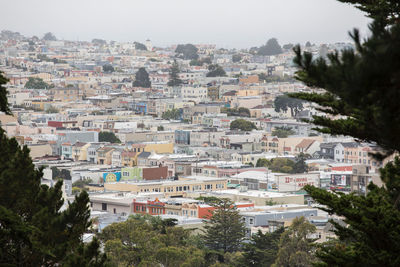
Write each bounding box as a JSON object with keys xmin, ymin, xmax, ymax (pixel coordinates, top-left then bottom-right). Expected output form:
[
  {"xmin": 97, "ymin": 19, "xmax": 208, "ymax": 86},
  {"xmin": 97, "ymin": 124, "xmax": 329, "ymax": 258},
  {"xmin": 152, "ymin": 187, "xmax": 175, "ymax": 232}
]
[{"xmin": 2, "ymin": 0, "xmax": 370, "ymax": 48}]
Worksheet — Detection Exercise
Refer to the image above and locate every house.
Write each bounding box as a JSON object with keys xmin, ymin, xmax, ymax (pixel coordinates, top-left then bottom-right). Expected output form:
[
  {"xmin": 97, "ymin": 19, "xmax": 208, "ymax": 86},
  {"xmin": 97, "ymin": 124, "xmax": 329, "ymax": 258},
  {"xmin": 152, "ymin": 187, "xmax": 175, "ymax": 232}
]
[
  {"xmin": 97, "ymin": 147, "xmax": 115, "ymax": 165},
  {"xmin": 295, "ymin": 139, "xmax": 320, "ymax": 155},
  {"xmin": 71, "ymin": 142, "xmax": 90, "ymax": 161},
  {"xmin": 61, "ymin": 143, "xmax": 72, "ymax": 159}
]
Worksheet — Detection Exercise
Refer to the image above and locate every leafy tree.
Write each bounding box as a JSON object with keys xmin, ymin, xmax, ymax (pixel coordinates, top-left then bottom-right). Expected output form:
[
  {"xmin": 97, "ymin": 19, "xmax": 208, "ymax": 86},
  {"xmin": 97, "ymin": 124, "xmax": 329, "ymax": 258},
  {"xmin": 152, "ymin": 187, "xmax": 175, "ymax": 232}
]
[
  {"xmin": 133, "ymin": 67, "xmax": 151, "ymax": 88},
  {"xmin": 256, "ymin": 158, "xmax": 269, "ymax": 167},
  {"xmin": 102, "ymin": 64, "xmax": 114, "ymax": 73},
  {"xmin": 162, "ymin": 108, "xmax": 181, "ymax": 120},
  {"xmin": 258, "ymin": 38, "xmax": 283, "ymax": 56},
  {"xmin": 272, "ymin": 126, "xmax": 295, "ymax": 138},
  {"xmin": 221, "ymin": 107, "xmax": 250, "ymax": 117},
  {"xmin": 232, "ymin": 54, "xmax": 242, "ymax": 63},
  {"xmin": 157, "ymin": 125, "xmax": 165, "ymax": 131},
  {"xmin": 269, "ymin": 158, "xmax": 295, "ymax": 173},
  {"xmin": 42, "ymin": 32, "xmax": 57, "ymax": 41},
  {"xmin": 274, "ymin": 94, "xmax": 304, "ymax": 117},
  {"xmin": 134, "ymin": 41, "xmax": 147, "ymax": 50},
  {"xmin": 239, "ymin": 228, "xmax": 284, "ymax": 267},
  {"xmin": 175, "ymin": 44, "xmax": 199, "ymax": 60},
  {"xmin": 283, "ymin": 43, "xmax": 294, "ymax": 50},
  {"xmin": 230, "ymin": 119, "xmax": 256, "ymax": 131},
  {"xmin": 288, "ymin": 3, "xmax": 400, "ymax": 266},
  {"xmin": 46, "ymin": 105, "xmax": 59, "ymax": 114},
  {"xmin": 92, "ymin": 38, "xmax": 107, "ymax": 46},
  {"xmin": 0, "ymin": 72, "xmax": 10, "ymax": 114},
  {"xmin": 206, "ymin": 64, "xmax": 227, "ymax": 77},
  {"xmin": 293, "ymin": 153, "xmax": 310, "ymax": 173},
  {"xmin": 202, "ymin": 198, "xmax": 245, "ymax": 253},
  {"xmin": 99, "ymin": 131, "xmax": 121, "ymax": 143},
  {"xmin": 0, "ymin": 72, "xmax": 107, "ymax": 265},
  {"xmin": 51, "ymin": 166, "xmax": 71, "ymax": 180},
  {"xmin": 24, "ymin": 77, "xmax": 50, "ymax": 89},
  {"xmin": 190, "ymin": 57, "xmax": 212, "ymax": 66},
  {"xmin": 258, "ymin": 73, "xmax": 296, "ymax": 83},
  {"xmin": 100, "ymin": 215, "xmax": 205, "ymax": 266},
  {"xmin": 167, "ymin": 60, "xmax": 183, "ymax": 86},
  {"xmin": 273, "ymin": 216, "xmax": 316, "ymax": 267}
]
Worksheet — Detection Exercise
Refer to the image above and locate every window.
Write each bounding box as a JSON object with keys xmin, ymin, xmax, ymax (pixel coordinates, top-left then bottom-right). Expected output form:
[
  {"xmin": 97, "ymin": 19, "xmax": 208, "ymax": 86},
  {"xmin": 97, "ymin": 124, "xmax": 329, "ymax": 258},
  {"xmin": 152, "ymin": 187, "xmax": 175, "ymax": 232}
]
[
  {"xmin": 249, "ymin": 218, "xmax": 254, "ymax": 224},
  {"xmin": 102, "ymin": 203, "xmax": 107, "ymax": 211},
  {"xmin": 113, "ymin": 208, "xmax": 116, "ymax": 214}
]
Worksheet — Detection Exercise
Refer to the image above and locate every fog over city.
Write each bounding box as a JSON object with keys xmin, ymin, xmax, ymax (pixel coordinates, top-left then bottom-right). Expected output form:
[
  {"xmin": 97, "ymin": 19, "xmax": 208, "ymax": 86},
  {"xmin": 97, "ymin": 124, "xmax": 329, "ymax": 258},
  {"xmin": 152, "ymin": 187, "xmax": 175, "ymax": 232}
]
[{"xmin": 2, "ymin": 0, "xmax": 370, "ymax": 47}]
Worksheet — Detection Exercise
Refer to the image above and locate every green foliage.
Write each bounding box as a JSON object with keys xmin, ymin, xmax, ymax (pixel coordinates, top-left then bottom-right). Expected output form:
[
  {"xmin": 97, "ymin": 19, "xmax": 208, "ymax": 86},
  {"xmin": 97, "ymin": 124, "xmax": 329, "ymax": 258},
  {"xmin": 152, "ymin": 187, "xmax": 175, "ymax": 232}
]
[
  {"xmin": 221, "ymin": 107, "xmax": 250, "ymax": 117},
  {"xmin": 0, "ymin": 128, "xmax": 106, "ymax": 265},
  {"xmin": 162, "ymin": 108, "xmax": 181, "ymax": 120},
  {"xmin": 42, "ymin": 32, "xmax": 56, "ymax": 41},
  {"xmin": 207, "ymin": 64, "xmax": 227, "ymax": 77},
  {"xmin": 167, "ymin": 60, "xmax": 183, "ymax": 86},
  {"xmin": 175, "ymin": 44, "xmax": 199, "ymax": 60},
  {"xmin": 46, "ymin": 105, "xmax": 59, "ymax": 113},
  {"xmin": 283, "ymin": 43, "xmax": 294, "ymax": 50},
  {"xmin": 157, "ymin": 125, "xmax": 165, "ymax": 131},
  {"xmin": 274, "ymin": 94, "xmax": 304, "ymax": 117},
  {"xmin": 272, "ymin": 126, "xmax": 295, "ymax": 138},
  {"xmin": 230, "ymin": 119, "xmax": 256, "ymax": 131},
  {"xmin": 258, "ymin": 38, "xmax": 282, "ymax": 56},
  {"xmin": 190, "ymin": 57, "xmax": 212, "ymax": 66},
  {"xmin": 0, "ymin": 72, "xmax": 10, "ymax": 114},
  {"xmin": 51, "ymin": 166, "xmax": 71, "ymax": 180},
  {"xmin": 256, "ymin": 157, "xmax": 296, "ymax": 173},
  {"xmin": 24, "ymin": 77, "xmax": 50, "ymax": 89},
  {"xmin": 73, "ymin": 178, "xmax": 93, "ymax": 189},
  {"xmin": 336, "ymin": 0, "xmax": 400, "ymax": 24},
  {"xmin": 239, "ymin": 228, "xmax": 284, "ymax": 267},
  {"xmin": 293, "ymin": 153, "xmax": 310, "ymax": 173},
  {"xmin": 289, "ymin": 3, "xmax": 400, "ymax": 266},
  {"xmin": 273, "ymin": 216, "xmax": 316, "ymax": 267},
  {"xmin": 195, "ymin": 196, "xmax": 222, "ymax": 205},
  {"xmin": 232, "ymin": 54, "xmax": 242, "ymax": 63},
  {"xmin": 37, "ymin": 54, "xmax": 67, "ymax": 64},
  {"xmin": 99, "ymin": 214, "xmax": 205, "ymax": 266},
  {"xmin": 133, "ymin": 67, "xmax": 151, "ymax": 88},
  {"xmin": 99, "ymin": 131, "xmax": 121, "ymax": 143},
  {"xmin": 92, "ymin": 38, "xmax": 107, "ymax": 46},
  {"xmin": 102, "ymin": 64, "xmax": 114, "ymax": 73},
  {"xmin": 258, "ymin": 73, "xmax": 296, "ymax": 83},
  {"xmin": 134, "ymin": 41, "xmax": 147, "ymax": 50},
  {"xmin": 202, "ymin": 198, "xmax": 246, "ymax": 253}
]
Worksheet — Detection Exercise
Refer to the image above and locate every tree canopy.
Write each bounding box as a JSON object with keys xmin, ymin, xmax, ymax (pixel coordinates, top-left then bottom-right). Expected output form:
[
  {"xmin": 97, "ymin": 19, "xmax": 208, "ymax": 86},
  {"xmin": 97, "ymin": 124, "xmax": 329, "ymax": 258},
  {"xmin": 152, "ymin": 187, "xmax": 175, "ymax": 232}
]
[
  {"xmin": 175, "ymin": 44, "xmax": 199, "ymax": 60},
  {"xmin": 221, "ymin": 107, "xmax": 250, "ymax": 117},
  {"xmin": 42, "ymin": 32, "xmax": 57, "ymax": 41},
  {"xmin": 162, "ymin": 108, "xmax": 181, "ymax": 120},
  {"xmin": 202, "ymin": 198, "xmax": 245, "ymax": 253},
  {"xmin": 258, "ymin": 38, "xmax": 283, "ymax": 56},
  {"xmin": 206, "ymin": 64, "xmax": 227, "ymax": 77},
  {"xmin": 102, "ymin": 64, "xmax": 114, "ymax": 73},
  {"xmin": 99, "ymin": 131, "xmax": 121, "ymax": 143},
  {"xmin": 132, "ymin": 67, "xmax": 151, "ymax": 88},
  {"xmin": 272, "ymin": 126, "xmax": 295, "ymax": 138},
  {"xmin": 230, "ymin": 119, "xmax": 256, "ymax": 131},
  {"xmin": 134, "ymin": 41, "xmax": 147, "ymax": 50},
  {"xmin": 289, "ymin": 2, "xmax": 400, "ymax": 266},
  {"xmin": 274, "ymin": 94, "xmax": 305, "ymax": 117},
  {"xmin": 167, "ymin": 60, "xmax": 183, "ymax": 86},
  {"xmin": 24, "ymin": 77, "xmax": 51, "ymax": 89}
]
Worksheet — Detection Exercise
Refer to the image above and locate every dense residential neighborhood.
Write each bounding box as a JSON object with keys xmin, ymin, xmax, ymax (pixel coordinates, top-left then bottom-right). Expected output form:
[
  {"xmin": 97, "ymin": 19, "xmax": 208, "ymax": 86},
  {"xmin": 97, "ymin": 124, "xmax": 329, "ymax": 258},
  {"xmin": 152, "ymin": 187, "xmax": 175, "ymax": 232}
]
[{"xmin": 1, "ymin": 6, "xmax": 397, "ymax": 263}]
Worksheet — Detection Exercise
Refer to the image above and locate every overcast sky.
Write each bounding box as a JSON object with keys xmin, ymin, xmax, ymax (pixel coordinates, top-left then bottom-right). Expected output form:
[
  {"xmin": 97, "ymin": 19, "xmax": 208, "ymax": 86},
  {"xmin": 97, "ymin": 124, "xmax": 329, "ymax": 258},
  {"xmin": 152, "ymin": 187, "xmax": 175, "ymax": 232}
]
[{"xmin": 2, "ymin": 0, "xmax": 370, "ymax": 48}]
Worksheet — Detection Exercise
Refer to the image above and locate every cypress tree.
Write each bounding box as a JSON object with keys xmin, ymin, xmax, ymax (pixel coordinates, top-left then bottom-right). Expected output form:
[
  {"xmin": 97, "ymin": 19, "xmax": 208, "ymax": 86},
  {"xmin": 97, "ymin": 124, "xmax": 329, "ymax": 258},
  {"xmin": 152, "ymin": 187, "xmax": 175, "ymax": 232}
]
[{"xmin": 289, "ymin": 3, "xmax": 400, "ymax": 266}]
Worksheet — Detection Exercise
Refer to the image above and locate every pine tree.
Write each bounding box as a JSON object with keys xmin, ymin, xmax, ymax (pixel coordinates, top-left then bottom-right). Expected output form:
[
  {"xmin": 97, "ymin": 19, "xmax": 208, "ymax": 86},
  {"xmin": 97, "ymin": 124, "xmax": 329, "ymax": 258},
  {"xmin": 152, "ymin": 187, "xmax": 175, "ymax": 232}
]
[
  {"xmin": 202, "ymin": 198, "xmax": 245, "ymax": 253},
  {"xmin": 167, "ymin": 60, "xmax": 182, "ymax": 87},
  {"xmin": 289, "ymin": 3, "xmax": 400, "ymax": 266},
  {"xmin": 0, "ymin": 72, "xmax": 107, "ymax": 266}
]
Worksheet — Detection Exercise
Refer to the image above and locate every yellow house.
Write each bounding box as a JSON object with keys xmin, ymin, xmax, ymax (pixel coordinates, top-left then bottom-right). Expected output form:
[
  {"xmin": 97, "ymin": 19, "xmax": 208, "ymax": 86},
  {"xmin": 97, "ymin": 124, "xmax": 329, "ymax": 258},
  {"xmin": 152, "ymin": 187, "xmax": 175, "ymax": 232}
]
[
  {"xmin": 236, "ymin": 89, "xmax": 259, "ymax": 97},
  {"xmin": 144, "ymin": 142, "xmax": 173, "ymax": 154},
  {"xmin": 72, "ymin": 142, "xmax": 90, "ymax": 161},
  {"xmin": 97, "ymin": 147, "xmax": 115, "ymax": 165},
  {"xmin": 121, "ymin": 150, "xmax": 138, "ymax": 167}
]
